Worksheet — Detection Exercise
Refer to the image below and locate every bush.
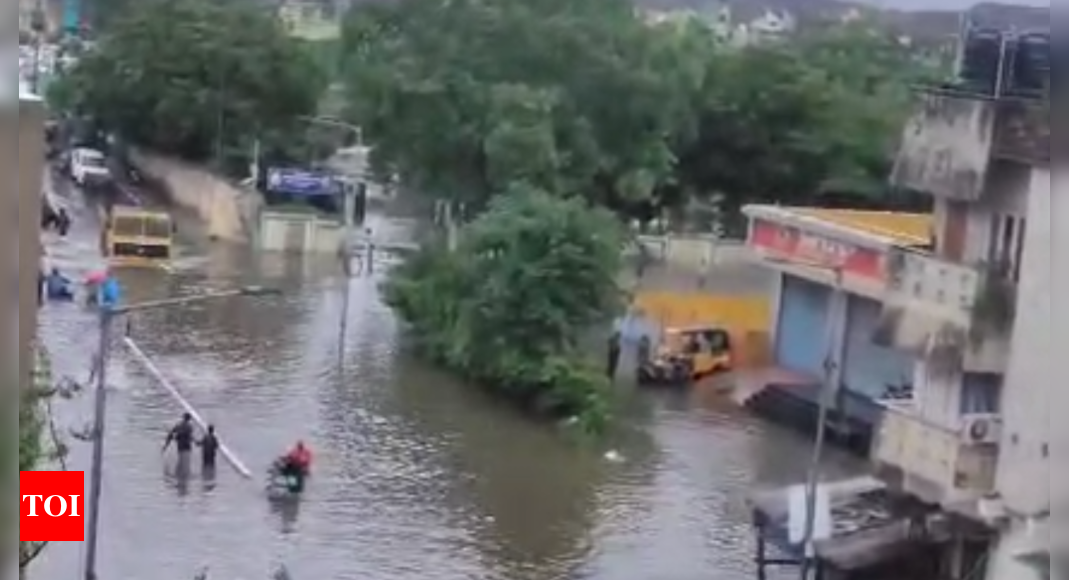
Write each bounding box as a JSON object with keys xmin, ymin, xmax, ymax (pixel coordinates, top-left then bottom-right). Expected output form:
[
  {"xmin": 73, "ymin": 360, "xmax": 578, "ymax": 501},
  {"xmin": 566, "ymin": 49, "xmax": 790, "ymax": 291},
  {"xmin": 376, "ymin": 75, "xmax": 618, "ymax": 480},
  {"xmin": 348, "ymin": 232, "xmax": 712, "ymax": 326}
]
[{"xmin": 383, "ymin": 188, "xmax": 625, "ymax": 432}]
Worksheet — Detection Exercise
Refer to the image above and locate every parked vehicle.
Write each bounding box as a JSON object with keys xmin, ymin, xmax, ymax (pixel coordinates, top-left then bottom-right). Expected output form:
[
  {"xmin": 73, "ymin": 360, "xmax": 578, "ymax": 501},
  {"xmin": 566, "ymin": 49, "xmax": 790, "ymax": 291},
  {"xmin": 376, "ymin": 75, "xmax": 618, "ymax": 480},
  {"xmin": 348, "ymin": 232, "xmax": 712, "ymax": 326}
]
[
  {"xmin": 637, "ymin": 325, "xmax": 733, "ymax": 386},
  {"xmin": 102, "ymin": 205, "xmax": 174, "ymax": 268},
  {"xmin": 70, "ymin": 147, "xmax": 110, "ymax": 187}
]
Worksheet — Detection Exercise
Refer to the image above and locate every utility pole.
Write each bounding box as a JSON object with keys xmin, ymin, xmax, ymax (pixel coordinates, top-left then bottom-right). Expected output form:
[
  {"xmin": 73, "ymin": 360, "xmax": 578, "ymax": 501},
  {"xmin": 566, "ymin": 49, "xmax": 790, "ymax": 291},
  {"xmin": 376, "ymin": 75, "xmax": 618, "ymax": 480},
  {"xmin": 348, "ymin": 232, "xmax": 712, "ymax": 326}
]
[
  {"xmin": 293, "ymin": 116, "xmax": 365, "ymax": 364},
  {"xmin": 797, "ymin": 267, "xmax": 844, "ymax": 580},
  {"xmin": 82, "ymin": 309, "xmax": 110, "ymax": 580},
  {"xmin": 337, "ymin": 181, "xmax": 356, "ymax": 363},
  {"xmin": 701, "ymin": 193, "xmax": 725, "ymax": 289},
  {"xmin": 30, "ymin": 0, "xmax": 45, "ymax": 93}
]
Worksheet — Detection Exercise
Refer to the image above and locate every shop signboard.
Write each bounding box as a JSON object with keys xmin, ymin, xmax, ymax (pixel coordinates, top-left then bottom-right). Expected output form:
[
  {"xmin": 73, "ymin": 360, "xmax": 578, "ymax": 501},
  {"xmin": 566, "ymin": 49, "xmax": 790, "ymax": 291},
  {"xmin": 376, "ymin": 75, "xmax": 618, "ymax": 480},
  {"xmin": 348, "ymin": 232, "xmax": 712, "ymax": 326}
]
[
  {"xmin": 266, "ymin": 168, "xmax": 341, "ymax": 197},
  {"xmin": 749, "ymin": 219, "xmax": 885, "ymax": 281}
]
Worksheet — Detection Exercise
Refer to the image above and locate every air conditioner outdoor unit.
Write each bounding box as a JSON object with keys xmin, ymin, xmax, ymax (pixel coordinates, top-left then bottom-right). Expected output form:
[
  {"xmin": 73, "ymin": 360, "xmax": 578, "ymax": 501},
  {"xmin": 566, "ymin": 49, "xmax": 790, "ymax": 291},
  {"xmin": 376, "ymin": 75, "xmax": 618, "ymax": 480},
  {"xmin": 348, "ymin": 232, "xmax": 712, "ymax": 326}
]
[{"xmin": 961, "ymin": 415, "xmax": 1002, "ymax": 444}]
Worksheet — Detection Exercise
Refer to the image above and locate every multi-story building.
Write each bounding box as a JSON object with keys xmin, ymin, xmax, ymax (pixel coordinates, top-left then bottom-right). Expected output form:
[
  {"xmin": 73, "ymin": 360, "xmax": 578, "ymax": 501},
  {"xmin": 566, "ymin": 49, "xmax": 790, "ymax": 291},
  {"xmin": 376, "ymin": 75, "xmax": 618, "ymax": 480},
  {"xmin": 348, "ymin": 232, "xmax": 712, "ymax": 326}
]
[
  {"xmin": 4, "ymin": 80, "xmax": 45, "ymax": 392},
  {"xmin": 880, "ymin": 26, "xmax": 1050, "ymax": 579},
  {"xmin": 739, "ymin": 24, "xmax": 1050, "ymax": 579}
]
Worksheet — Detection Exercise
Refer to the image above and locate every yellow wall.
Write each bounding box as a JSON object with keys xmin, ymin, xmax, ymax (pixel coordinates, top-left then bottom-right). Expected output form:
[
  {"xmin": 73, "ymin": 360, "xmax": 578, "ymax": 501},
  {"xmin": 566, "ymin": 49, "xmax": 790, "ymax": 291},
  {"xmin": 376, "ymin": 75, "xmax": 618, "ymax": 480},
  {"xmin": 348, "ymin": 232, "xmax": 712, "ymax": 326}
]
[
  {"xmin": 632, "ymin": 292, "xmax": 769, "ymax": 331},
  {"xmin": 631, "ymin": 292, "xmax": 772, "ymax": 368}
]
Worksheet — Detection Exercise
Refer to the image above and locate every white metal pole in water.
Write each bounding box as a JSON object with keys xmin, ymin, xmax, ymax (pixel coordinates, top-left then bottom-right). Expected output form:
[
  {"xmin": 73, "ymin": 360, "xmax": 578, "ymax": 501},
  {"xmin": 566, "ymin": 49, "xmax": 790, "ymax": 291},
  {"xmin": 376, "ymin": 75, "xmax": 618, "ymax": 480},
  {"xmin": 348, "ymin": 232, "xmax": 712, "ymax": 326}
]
[{"xmin": 122, "ymin": 337, "xmax": 253, "ymax": 479}]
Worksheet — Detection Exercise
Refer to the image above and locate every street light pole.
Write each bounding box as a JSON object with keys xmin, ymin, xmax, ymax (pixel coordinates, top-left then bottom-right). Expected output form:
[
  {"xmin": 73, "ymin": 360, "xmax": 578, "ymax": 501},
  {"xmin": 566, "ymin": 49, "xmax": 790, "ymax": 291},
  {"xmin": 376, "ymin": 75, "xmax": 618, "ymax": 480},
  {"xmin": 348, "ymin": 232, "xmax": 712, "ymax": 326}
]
[
  {"xmin": 798, "ymin": 267, "xmax": 843, "ymax": 580},
  {"xmin": 81, "ymin": 286, "xmax": 278, "ymax": 580},
  {"xmin": 82, "ymin": 309, "xmax": 111, "ymax": 580}
]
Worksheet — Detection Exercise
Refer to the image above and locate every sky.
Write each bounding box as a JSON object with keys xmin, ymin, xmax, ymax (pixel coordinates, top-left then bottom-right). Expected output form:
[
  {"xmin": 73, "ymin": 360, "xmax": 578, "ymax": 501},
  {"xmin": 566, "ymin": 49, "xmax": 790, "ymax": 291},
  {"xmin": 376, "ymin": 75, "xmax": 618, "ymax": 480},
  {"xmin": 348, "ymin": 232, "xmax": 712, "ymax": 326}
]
[{"xmin": 864, "ymin": 0, "xmax": 1048, "ymax": 8}]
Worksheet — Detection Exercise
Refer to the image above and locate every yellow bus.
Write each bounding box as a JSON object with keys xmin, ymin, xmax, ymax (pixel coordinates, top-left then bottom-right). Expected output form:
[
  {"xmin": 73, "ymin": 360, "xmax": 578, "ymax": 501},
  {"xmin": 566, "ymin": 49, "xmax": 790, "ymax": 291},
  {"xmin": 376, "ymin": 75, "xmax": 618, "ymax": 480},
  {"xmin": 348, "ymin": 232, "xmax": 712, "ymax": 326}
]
[{"xmin": 103, "ymin": 206, "xmax": 174, "ymax": 268}]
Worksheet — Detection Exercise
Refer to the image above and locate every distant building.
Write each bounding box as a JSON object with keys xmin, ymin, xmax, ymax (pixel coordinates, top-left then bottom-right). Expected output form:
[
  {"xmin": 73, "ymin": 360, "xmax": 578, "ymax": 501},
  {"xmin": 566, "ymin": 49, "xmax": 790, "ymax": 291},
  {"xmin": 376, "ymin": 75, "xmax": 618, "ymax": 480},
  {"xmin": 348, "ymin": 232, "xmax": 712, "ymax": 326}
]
[
  {"xmin": 277, "ymin": 0, "xmax": 341, "ymax": 40},
  {"xmin": 639, "ymin": 4, "xmax": 795, "ymax": 47},
  {"xmin": 746, "ymin": 9, "xmax": 795, "ymax": 43}
]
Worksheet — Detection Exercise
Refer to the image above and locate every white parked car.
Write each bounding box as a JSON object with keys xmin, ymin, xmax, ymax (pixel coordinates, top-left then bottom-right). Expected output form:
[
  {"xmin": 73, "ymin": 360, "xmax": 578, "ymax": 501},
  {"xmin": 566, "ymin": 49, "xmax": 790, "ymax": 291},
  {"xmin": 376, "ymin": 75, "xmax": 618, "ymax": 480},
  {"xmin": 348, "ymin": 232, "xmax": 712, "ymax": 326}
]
[{"xmin": 70, "ymin": 148, "xmax": 110, "ymax": 186}]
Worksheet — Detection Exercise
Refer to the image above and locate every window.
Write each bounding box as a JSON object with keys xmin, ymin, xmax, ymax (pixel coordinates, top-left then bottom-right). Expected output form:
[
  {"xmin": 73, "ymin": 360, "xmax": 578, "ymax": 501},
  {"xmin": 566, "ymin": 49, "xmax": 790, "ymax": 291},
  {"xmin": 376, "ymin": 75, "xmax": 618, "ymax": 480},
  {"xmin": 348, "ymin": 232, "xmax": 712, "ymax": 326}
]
[
  {"xmin": 987, "ymin": 213, "xmax": 1027, "ymax": 280},
  {"xmin": 960, "ymin": 372, "xmax": 1002, "ymax": 415},
  {"xmin": 78, "ymin": 152, "xmax": 105, "ymax": 167}
]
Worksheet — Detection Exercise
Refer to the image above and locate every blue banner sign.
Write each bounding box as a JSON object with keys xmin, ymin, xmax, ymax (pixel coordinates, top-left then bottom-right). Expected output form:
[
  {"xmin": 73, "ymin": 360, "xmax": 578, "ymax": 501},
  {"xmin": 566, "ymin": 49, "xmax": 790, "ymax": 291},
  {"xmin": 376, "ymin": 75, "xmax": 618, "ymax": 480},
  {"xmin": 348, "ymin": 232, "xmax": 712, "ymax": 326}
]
[{"xmin": 266, "ymin": 168, "xmax": 340, "ymax": 197}]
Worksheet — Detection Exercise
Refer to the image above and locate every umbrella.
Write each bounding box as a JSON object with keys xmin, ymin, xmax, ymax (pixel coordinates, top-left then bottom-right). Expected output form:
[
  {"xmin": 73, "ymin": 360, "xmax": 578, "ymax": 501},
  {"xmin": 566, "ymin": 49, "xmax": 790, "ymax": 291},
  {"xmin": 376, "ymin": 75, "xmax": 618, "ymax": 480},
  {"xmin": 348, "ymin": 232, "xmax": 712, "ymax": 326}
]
[{"xmin": 85, "ymin": 270, "xmax": 107, "ymax": 284}]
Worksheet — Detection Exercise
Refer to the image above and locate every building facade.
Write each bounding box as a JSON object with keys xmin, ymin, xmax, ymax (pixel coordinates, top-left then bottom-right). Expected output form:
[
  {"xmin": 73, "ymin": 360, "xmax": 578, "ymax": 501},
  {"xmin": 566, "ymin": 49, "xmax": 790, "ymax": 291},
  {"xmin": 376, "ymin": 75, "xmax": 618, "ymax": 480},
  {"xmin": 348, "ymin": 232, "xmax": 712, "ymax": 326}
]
[
  {"xmin": 4, "ymin": 85, "xmax": 44, "ymax": 392},
  {"xmin": 740, "ymin": 26, "xmax": 1050, "ymax": 578},
  {"xmin": 881, "ymin": 26, "xmax": 1050, "ymax": 579},
  {"xmin": 738, "ymin": 205, "xmax": 931, "ymax": 452}
]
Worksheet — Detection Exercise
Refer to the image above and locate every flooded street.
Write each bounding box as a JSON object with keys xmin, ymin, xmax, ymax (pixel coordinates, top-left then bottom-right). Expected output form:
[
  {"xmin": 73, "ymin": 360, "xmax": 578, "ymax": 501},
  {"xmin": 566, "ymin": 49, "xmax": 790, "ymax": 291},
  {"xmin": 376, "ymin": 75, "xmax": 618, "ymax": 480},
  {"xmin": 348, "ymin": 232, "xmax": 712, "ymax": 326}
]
[{"xmin": 34, "ymin": 181, "xmax": 862, "ymax": 580}]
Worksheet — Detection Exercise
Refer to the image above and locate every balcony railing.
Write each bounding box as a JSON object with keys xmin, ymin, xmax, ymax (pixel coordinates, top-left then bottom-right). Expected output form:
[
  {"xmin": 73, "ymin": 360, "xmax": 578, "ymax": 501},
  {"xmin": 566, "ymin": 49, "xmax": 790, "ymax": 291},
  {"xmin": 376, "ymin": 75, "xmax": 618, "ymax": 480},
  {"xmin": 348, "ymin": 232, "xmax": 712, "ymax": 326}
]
[
  {"xmin": 874, "ymin": 401, "xmax": 999, "ymax": 504},
  {"xmin": 886, "ymin": 250, "xmax": 979, "ymax": 326},
  {"xmin": 883, "ymin": 251, "xmax": 1014, "ymax": 371}
]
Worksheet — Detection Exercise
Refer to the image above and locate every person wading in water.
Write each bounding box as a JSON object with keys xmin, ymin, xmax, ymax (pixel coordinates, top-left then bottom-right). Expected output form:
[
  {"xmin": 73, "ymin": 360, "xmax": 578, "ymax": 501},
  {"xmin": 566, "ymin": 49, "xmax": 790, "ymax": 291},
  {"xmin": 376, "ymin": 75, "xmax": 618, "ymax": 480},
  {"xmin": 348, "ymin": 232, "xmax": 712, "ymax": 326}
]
[
  {"xmin": 163, "ymin": 413, "xmax": 196, "ymax": 470},
  {"xmin": 198, "ymin": 424, "xmax": 220, "ymax": 471}
]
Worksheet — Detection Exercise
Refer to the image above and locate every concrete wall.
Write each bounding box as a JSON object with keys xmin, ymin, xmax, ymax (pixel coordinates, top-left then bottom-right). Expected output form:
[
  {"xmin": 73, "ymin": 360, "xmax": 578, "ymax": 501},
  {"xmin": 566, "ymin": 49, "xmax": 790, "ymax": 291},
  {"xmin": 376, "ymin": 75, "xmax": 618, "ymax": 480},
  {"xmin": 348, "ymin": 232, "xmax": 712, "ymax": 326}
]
[
  {"xmin": 259, "ymin": 211, "xmax": 343, "ymax": 253},
  {"xmin": 891, "ymin": 92, "xmax": 995, "ymax": 202},
  {"xmin": 933, "ymin": 161, "xmax": 1031, "ymax": 266},
  {"xmin": 5, "ymin": 93, "xmax": 44, "ymax": 391},
  {"xmin": 130, "ymin": 151, "xmax": 255, "ymax": 242},
  {"xmin": 996, "ymin": 167, "xmax": 1050, "ymax": 517}
]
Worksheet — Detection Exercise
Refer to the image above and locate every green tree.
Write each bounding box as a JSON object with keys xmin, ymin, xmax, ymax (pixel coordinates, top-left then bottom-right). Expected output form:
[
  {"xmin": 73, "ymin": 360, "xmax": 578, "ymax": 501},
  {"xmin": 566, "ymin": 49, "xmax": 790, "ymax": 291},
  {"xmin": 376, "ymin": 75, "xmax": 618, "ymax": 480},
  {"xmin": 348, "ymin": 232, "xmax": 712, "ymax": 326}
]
[
  {"xmin": 50, "ymin": 0, "xmax": 324, "ymax": 171},
  {"xmin": 15, "ymin": 354, "xmax": 53, "ymax": 575},
  {"xmin": 383, "ymin": 189, "xmax": 625, "ymax": 432},
  {"xmin": 671, "ymin": 23, "xmax": 943, "ymax": 222},
  {"xmin": 341, "ymin": 0, "xmax": 939, "ymax": 222},
  {"xmin": 340, "ymin": 0, "xmax": 693, "ymax": 215}
]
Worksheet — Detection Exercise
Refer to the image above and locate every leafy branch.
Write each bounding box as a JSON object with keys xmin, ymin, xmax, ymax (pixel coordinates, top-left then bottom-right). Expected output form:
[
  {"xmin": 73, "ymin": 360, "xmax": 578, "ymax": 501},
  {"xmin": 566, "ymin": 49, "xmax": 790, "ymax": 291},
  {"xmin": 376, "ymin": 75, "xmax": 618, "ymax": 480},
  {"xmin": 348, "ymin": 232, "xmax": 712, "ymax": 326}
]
[{"xmin": 18, "ymin": 348, "xmax": 73, "ymax": 572}]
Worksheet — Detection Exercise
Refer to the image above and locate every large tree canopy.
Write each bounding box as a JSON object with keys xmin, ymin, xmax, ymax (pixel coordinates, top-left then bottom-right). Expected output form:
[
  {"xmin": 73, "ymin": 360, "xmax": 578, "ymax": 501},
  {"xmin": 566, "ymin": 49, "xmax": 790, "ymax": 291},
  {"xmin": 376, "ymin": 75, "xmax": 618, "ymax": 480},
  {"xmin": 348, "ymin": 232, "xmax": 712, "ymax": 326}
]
[
  {"xmin": 340, "ymin": 0, "xmax": 695, "ymax": 213},
  {"xmin": 677, "ymin": 25, "xmax": 940, "ymax": 217},
  {"xmin": 340, "ymin": 0, "xmax": 943, "ymax": 221},
  {"xmin": 50, "ymin": 0, "xmax": 325, "ymax": 168},
  {"xmin": 383, "ymin": 188, "xmax": 625, "ymax": 432}
]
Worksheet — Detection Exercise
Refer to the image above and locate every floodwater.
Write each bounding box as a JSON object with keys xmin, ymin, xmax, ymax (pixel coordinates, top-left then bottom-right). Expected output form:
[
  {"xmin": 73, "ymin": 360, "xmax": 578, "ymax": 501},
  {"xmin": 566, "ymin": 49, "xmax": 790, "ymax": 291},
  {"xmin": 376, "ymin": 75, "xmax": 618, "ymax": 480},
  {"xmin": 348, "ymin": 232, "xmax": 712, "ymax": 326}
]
[{"xmin": 33, "ymin": 178, "xmax": 862, "ymax": 580}]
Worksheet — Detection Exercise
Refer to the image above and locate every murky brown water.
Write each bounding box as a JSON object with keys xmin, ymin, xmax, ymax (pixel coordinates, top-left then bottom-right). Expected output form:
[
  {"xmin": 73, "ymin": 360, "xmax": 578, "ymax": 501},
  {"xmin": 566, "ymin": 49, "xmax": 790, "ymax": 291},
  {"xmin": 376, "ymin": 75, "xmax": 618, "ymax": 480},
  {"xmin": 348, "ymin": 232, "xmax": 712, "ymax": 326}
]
[{"xmin": 32, "ymin": 179, "xmax": 862, "ymax": 580}]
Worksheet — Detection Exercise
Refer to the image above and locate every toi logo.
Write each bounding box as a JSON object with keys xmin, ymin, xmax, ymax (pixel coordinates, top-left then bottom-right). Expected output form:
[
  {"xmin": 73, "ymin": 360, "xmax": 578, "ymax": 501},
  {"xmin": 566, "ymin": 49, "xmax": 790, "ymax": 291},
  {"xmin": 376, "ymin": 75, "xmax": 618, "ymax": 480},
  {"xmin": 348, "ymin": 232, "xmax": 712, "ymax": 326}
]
[{"xmin": 20, "ymin": 471, "xmax": 85, "ymax": 541}]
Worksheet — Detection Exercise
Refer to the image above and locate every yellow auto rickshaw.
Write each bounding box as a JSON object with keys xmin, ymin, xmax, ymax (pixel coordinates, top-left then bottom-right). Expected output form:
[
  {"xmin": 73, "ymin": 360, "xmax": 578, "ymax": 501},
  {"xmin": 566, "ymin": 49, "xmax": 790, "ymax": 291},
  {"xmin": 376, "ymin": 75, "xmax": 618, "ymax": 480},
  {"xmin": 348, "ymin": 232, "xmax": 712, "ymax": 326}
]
[{"xmin": 637, "ymin": 325, "xmax": 732, "ymax": 385}]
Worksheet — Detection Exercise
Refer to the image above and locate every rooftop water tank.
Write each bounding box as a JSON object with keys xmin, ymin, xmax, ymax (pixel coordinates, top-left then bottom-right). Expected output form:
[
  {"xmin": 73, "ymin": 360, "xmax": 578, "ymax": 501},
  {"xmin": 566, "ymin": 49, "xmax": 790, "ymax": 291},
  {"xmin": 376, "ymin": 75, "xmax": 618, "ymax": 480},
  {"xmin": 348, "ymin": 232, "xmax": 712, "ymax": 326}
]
[
  {"xmin": 1009, "ymin": 31, "xmax": 1049, "ymax": 96},
  {"xmin": 959, "ymin": 28, "xmax": 1004, "ymax": 95}
]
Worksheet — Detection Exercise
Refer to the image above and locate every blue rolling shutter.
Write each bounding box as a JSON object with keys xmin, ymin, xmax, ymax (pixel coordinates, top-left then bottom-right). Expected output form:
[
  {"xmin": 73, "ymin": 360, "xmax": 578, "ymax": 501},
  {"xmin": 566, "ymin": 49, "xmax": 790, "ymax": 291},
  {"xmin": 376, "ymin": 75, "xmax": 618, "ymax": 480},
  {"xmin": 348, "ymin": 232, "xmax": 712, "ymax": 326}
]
[
  {"xmin": 841, "ymin": 296, "xmax": 913, "ymax": 400},
  {"xmin": 773, "ymin": 276, "xmax": 830, "ymax": 377}
]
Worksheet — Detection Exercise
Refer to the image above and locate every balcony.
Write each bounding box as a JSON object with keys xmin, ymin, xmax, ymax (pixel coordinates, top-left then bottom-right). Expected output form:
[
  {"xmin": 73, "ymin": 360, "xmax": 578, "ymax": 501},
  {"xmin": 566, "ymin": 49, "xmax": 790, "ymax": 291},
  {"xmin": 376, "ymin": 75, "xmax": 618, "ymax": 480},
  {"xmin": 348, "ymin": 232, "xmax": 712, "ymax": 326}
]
[
  {"xmin": 873, "ymin": 401, "xmax": 999, "ymax": 505},
  {"xmin": 885, "ymin": 250, "xmax": 979, "ymax": 327},
  {"xmin": 890, "ymin": 91, "xmax": 995, "ymax": 202},
  {"xmin": 882, "ymin": 251, "xmax": 1015, "ymax": 370}
]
